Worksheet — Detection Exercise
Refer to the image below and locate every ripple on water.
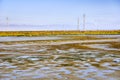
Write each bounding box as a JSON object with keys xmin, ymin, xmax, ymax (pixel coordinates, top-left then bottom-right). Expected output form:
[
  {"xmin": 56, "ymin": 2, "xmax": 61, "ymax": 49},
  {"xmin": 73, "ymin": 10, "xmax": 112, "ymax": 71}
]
[
  {"xmin": 113, "ymin": 58, "xmax": 120, "ymax": 63},
  {"xmin": 58, "ymin": 68, "xmax": 71, "ymax": 74},
  {"xmin": 28, "ymin": 57, "xmax": 40, "ymax": 61},
  {"xmin": 55, "ymin": 74, "xmax": 63, "ymax": 79},
  {"xmin": 17, "ymin": 56, "xmax": 30, "ymax": 59},
  {"xmin": 0, "ymin": 62, "xmax": 15, "ymax": 69},
  {"xmin": 37, "ymin": 49, "xmax": 47, "ymax": 52},
  {"xmin": 40, "ymin": 67, "xmax": 51, "ymax": 70},
  {"xmin": 16, "ymin": 56, "xmax": 42, "ymax": 61},
  {"xmin": 86, "ymin": 78, "xmax": 96, "ymax": 80},
  {"xmin": 76, "ymin": 65, "xmax": 115, "ymax": 79},
  {"xmin": 6, "ymin": 65, "xmax": 17, "ymax": 69},
  {"xmin": 101, "ymin": 62, "xmax": 120, "ymax": 70},
  {"xmin": 32, "ymin": 73, "xmax": 46, "ymax": 79}
]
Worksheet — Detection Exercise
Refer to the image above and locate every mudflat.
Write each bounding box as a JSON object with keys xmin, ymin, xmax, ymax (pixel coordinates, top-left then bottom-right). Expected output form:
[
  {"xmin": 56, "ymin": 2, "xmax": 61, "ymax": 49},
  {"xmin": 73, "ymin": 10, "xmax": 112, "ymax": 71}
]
[{"xmin": 0, "ymin": 35, "xmax": 120, "ymax": 80}]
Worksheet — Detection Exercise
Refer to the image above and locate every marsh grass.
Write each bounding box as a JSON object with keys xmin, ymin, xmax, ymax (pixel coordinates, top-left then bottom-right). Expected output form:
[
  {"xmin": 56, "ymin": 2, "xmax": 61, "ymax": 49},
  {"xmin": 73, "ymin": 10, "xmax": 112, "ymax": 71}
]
[
  {"xmin": 91, "ymin": 63, "xmax": 101, "ymax": 67},
  {"xmin": 1, "ymin": 57, "xmax": 13, "ymax": 63},
  {"xmin": 109, "ymin": 42, "xmax": 120, "ymax": 49},
  {"xmin": 55, "ymin": 56, "xmax": 77, "ymax": 60},
  {"xmin": 0, "ymin": 54, "xmax": 11, "ymax": 57},
  {"xmin": 82, "ymin": 42, "xmax": 120, "ymax": 49},
  {"xmin": 0, "ymin": 30, "xmax": 120, "ymax": 36},
  {"xmin": 0, "ymin": 49, "xmax": 6, "ymax": 52},
  {"xmin": 60, "ymin": 63, "xmax": 74, "ymax": 66},
  {"xmin": 48, "ymin": 43, "xmax": 95, "ymax": 51}
]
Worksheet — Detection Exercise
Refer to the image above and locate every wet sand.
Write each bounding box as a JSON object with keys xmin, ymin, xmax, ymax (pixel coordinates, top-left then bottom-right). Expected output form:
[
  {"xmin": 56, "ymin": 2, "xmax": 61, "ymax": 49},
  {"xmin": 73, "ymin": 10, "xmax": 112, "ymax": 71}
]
[{"xmin": 0, "ymin": 35, "xmax": 120, "ymax": 80}]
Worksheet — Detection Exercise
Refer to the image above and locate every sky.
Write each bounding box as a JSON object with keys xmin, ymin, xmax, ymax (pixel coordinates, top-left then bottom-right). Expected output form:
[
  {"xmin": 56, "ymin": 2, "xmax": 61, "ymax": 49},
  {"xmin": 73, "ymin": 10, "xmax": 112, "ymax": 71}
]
[{"xmin": 0, "ymin": 0, "xmax": 120, "ymax": 30}]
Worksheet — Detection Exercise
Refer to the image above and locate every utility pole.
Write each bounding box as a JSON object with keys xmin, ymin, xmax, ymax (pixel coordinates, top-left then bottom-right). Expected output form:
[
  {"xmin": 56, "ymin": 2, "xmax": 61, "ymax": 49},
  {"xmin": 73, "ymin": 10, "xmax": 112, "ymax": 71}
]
[{"xmin": 83, "ymin": 14, "xmax": 86, "ymax": 31}]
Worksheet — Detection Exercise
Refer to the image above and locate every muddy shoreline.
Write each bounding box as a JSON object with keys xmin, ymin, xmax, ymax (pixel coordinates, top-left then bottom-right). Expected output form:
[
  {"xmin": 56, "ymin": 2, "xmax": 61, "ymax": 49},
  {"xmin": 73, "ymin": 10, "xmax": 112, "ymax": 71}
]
[{"xmin": 0, "ymin": 35, "xmax": 120, "ymax": 80}]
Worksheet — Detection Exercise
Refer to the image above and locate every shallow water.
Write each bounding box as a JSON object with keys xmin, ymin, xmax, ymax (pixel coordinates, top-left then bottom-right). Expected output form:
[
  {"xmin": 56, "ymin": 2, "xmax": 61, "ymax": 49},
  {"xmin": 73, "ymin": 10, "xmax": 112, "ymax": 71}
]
[
  {"xmin": 0, "ymin": 36, "xmax": 120, "ymax": 80},
  {"xmin": 85, "ymin": 44, "xmax": 120, "ymax": 51},
  {"xmin": 0, "ymin": 36, "xmax": 63, "ymax": 42}
]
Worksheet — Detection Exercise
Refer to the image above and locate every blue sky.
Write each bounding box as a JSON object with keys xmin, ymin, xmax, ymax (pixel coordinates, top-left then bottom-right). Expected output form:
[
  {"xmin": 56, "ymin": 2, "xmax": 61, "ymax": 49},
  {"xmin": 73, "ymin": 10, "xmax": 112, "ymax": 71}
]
[{"xmin": 0, "ymin": 0, "xmax": 120, "ymax": 30}]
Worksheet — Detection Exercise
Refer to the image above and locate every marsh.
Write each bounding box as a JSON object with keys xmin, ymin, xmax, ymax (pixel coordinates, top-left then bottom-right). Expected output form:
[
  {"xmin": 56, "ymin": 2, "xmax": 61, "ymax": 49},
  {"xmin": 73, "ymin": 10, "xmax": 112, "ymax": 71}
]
[{"xmin": 0, "ymin": 35, "xmax": 120, "ymax": 80}]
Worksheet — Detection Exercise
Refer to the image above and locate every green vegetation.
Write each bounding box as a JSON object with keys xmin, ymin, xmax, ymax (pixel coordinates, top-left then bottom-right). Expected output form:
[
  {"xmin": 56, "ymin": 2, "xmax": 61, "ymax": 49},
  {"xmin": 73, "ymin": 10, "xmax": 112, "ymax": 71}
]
[{"xmin": 0, "ymin": 30, "xmax": 120, "ymax": 36}]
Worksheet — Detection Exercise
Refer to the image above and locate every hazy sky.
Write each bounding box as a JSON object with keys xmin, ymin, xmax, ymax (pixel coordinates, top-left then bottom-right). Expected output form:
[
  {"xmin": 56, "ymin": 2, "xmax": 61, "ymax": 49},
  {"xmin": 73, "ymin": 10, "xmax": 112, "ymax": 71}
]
[{"xmin": 0, "ymin": 0, "xmax": 120, "ymax": 30}]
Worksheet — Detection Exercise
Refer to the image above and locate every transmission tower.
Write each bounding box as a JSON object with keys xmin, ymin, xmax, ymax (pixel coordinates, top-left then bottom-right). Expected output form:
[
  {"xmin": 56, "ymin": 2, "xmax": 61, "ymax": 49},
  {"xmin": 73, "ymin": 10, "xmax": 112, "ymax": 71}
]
[
  {"xmin": 77, "ymin": 17, "xmax": 80, "ymax": 31},
  {"xmin": 6, "ymin": 17, "xmax": 9, "ymax": 27},
  {"xmin": 83, "ymin": 14, "xmax": 86, "ymax": 31}
]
